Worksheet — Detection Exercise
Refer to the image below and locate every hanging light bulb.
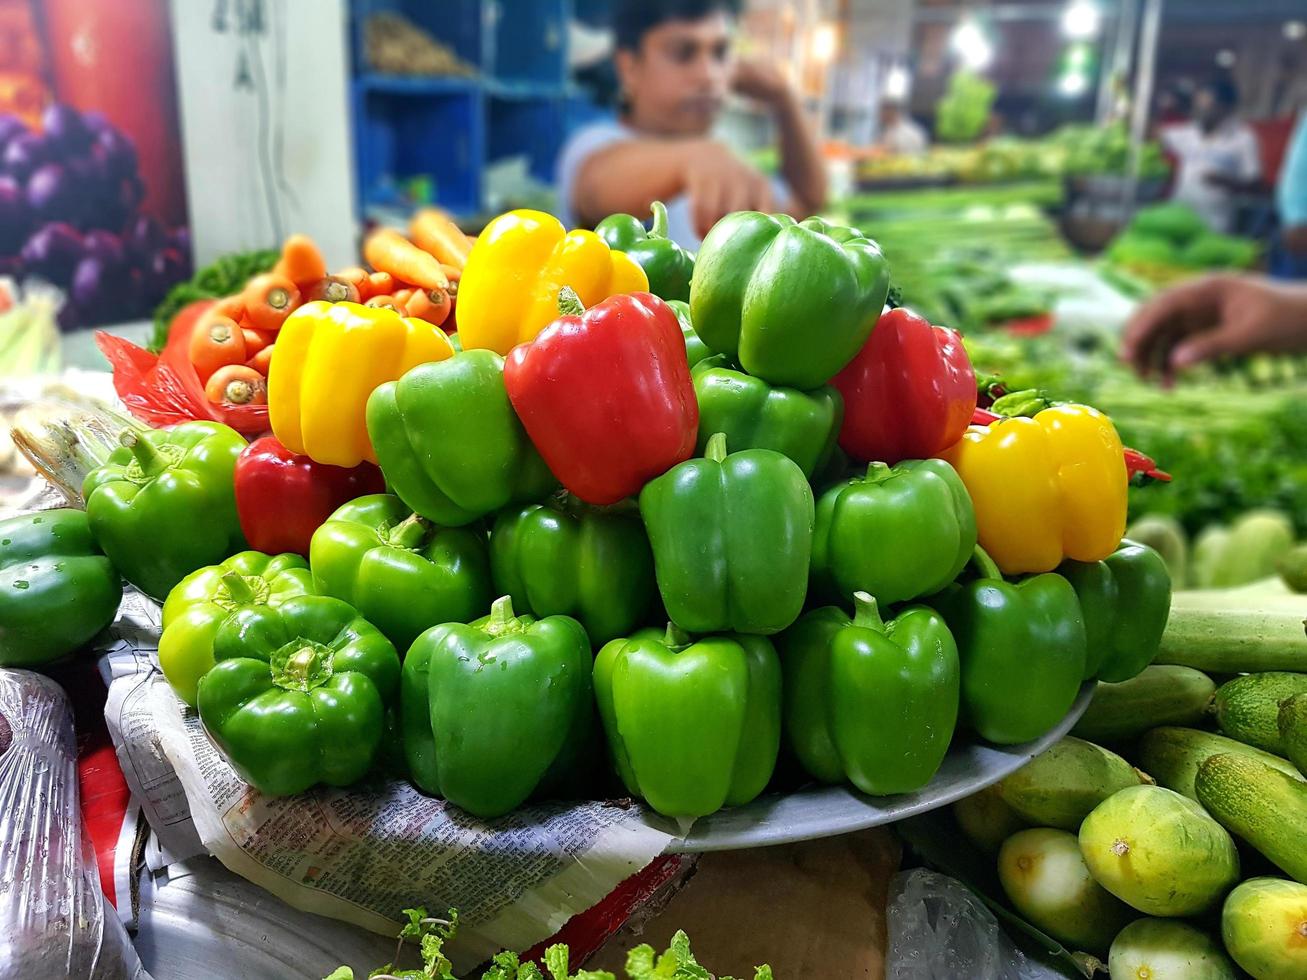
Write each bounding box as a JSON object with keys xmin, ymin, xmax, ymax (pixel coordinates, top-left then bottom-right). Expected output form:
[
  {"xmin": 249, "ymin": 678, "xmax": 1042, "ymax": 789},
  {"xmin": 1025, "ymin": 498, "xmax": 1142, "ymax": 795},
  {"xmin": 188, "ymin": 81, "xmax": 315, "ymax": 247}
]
[{"xmin": 1062, "ymin": 1, "xmax": 1101, "ymax": 41}]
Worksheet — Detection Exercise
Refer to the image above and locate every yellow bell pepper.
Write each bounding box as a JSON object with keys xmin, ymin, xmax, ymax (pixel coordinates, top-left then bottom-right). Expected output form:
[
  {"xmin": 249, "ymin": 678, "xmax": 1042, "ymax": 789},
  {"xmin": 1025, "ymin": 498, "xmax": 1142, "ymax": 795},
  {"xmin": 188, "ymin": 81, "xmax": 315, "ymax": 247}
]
[
  {"xmin": 267, "ymin": 301, "xmax": 454, "ymax": 467},
  {"xmin": 941, "ymin": 404, "xmax": 1128, "ymax": 575},
  {"xmin": 456, "ymin": 208, "xmax": 649, "ymax": 354}
]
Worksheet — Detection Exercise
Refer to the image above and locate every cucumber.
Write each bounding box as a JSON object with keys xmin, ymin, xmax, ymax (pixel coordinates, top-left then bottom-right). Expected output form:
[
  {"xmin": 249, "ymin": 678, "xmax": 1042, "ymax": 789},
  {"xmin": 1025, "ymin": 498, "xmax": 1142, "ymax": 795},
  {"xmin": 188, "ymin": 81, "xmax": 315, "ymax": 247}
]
[
  {"xmin": 1192, "ymin": 511, "xmax": 1296, "ymax": 589},
  {"xmin": 1155, "ymin": 590, "xmax": 1307, "ymax": 674},
  {"xmin": 1221, "ymin": 877, "xmax": 1307, "ymax": 980},
  {"xmin": 1191, "ymin": 525, "xmax": 1231, "ymax": 590},
  {"xmin": 1078, "ymin": 784, "xmax": 1240, "ymax": 916},
  {"xmin": 1071, "ymin": 666, "xmax": 1215, "ymax": 743},
  {"xmin": 1136, "ymin": 726, "xmax": 1304, "ymax": 802},
  {"xmin": 1195, "ymin": 753, "xmax": 1307, "ymax": 884},
  {"xmin": 1280, "ymin": 543, "xmax": 1307, "ymax": 593},
  {"xmin": 1281, "ymin": 694, "xmax": 1307, "ymax": 775},
  {"xmin": 1126, "ymin": 515, "xmax": 1188, "ymax": 588},
  {"xmin": 996, "ymin": 736, "xmax": 1147, "ymax": 830},
  {"xmin": 953, "ymin": 783, "xmax": 1028, "ymax": 852},
  {"xmin": 1214, "ymin": 671, "xmax": 1307, "ymax": 754},
  {"xmin": 1107, "ymin": 918, "xmax": 1239, "ymax": 980},
  {"xmin": 998, "ymin": 828, "xmax": 1137, "ymax": 954},
  {"xmin": 1155, "ymin": 591, "xmax": 1307, "ymax": 673}
]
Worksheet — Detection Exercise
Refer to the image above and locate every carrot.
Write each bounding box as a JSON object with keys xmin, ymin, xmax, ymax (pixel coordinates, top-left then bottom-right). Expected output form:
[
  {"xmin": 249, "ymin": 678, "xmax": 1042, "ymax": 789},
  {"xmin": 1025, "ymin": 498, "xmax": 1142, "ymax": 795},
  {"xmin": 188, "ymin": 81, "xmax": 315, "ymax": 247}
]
[
  {"xmin": 438, "ymin": 262, "xmax": 462, "ymax": 283},
  {"xmin": 363, "ymin": 228, "xmax": 448, "ymax": 290},
  {"xmin": 334, "ymin": 266, "xmax": 370, "ymax": 291},
  {"xmin": 241, "ymin": 327, "xmax": 276, "ymax": 356},
  {"xmin": 205, "ymin": 364, "xmax": 267, "ymax": 406},
  {"xmin": 242, "ymin": 273, "xmax": 300, "ymax": 332},
  {"xmin": 246, "ymin": 345, "xmax": 274, "ymax": 376},
  {"xmin": 363, "ymin": 271, "xmax": 395, "ymax": 300},
  {"xmin": 364, "ymin": 294, "xmax": 404, "ymax": 314},
  {"xmin": 303, "ymin": 276, "xmax": 360, "ymax": 305},
  {"xmin": 409, "ymin": 208, "xmax": 473, "ymax": 270},
  {"xmin": 213, "ymin": 294, "xmax": 246, "ymax": 321},
  {"xmin": 392, "ymin": 287, "xmax": 415, "ymax": 306},
  {"xmin": 404, "ymin": 287, "xmax": 452, "ymax": 327},
  {"xmin": 188, "ymin": 314, "xmax": 246, "ymax": 383},
  {"xmin": 275, "ymin": 234, "xmax": 327, "ymax": 287}
]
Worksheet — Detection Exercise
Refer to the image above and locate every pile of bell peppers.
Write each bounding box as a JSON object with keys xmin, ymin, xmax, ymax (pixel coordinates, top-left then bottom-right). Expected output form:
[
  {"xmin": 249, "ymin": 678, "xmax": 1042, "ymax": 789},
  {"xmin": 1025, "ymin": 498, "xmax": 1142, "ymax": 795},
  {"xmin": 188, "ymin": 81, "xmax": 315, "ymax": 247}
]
[{"xmin": 1, "ymin": 205, "xmax": 1174, "ymax": 828}]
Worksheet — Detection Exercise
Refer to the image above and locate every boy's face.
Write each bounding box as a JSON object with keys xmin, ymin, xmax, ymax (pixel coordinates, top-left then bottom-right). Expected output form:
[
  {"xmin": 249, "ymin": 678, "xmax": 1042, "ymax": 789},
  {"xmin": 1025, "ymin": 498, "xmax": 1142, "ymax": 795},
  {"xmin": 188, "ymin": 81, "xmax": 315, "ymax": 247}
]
[{"xmin": 617, "ymin": 12, "xmax": 734, "ymax": 135}]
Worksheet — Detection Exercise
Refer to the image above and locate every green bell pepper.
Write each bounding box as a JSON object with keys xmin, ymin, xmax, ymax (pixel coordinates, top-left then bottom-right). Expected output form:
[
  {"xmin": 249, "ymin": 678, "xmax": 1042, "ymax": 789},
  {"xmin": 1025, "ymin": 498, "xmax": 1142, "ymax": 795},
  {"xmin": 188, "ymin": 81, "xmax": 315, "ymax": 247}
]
[
  {"xmin": 365, "ymin": 349, "xmax": 556, "ymax": 527},
  {"xmin": 595, "ymin": 201, "xmax": 694, "ymax": 302},
  {"xmin": 639, "ymin": 432, "xmax": 814, "ymax": 635},
  {"xmin": 1059, "ymin": 540, "xmax": 1171, "ymax": 682},
  {"xmin": 778, "ymin": 592, "xmax": 959, "ymax": 795},
  {"xmin": 929, "ymin": 547, "xmax": 1087, "ymax": 745},
  {"xmin": 196, "ymin": 594, "xmax": 401, "ymax": 796},
  {"xmin": 402, "ymin": 596, "xmax": 593, "ymax": 818},
  {"xmin": 692, "ymin": 355, "xmax": 843, "ymax": 479},
  {"xmin": 490, "ymin": 494, "xmax": 656, "ymax": 645},
  {"xmin": 310, "ymin": 494, "xmax": 493, "ymax": 653},
  {"xmin": 0, "ymin": 509, "xmax": 122, "ymax": 667},
  {"xmin": 666, "ymin": 299, "xmax": 712, "ymax": 368},
  {"xmin": 159, "ymin": 550, "xmax": 315, "ymax": 705},
  {"xmin": 83, "ymin": 421, "xmax": 246, "ymax": 601},
  {"xmin": 594, "ymin": 623, "xmax": 781, "ymax": 819},
  {"xmin": 690, "ymin": 213, "xmax": 890, "ymax": 390},
  {"xmin": 811, "ymin": 460, "xmax": 976, "ymax": 606}
]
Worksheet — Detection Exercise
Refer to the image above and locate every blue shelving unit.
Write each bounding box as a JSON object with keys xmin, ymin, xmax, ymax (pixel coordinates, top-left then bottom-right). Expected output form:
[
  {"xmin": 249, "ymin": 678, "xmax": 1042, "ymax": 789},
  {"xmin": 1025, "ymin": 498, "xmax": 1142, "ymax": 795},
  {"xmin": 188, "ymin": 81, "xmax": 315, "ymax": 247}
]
[{"xmin": 350, "ymin": 0, "xmax": 585, "ymax": 219}]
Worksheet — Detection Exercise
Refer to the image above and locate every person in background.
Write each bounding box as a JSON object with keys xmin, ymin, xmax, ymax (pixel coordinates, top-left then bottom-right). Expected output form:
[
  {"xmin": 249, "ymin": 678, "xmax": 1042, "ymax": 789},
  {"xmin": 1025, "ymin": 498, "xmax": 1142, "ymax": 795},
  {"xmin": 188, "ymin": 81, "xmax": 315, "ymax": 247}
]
[
  {"xmin": 556, "ymin": 0, "xmax": 826, "ymax": 249},
  {"xmin": 1121, "ymin": 274, "xmax": 1307, "ymax": 382},
  {"xmin": 1274, "ymin": 110, "xmax": 1307, "ymax": 278},
  {"xmin": 876, "ymin": 101, "xmax": 928, "ymax": 156},
  {"xmin": 1160, "ymin": 75, "xmax": 1262, "ymax": 233}
]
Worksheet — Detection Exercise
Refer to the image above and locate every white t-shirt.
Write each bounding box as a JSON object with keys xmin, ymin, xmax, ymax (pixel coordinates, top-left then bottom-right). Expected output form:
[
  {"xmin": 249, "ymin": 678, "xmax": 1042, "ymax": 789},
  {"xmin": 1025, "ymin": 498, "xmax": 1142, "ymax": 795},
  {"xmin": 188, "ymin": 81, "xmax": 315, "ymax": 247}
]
[
  {"xmin": 555, "ymin": 120, "xmax": 791, "ymax": 251},
  {"xmin": 1162, "ymin": 119, "xmax": 1262, "ymax": 233}
]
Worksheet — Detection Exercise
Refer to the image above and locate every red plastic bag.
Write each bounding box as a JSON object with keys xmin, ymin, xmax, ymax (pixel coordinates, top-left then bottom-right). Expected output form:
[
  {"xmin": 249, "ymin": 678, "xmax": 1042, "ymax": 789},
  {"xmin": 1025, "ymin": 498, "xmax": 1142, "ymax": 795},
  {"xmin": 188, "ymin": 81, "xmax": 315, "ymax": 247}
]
[{"xmin": 95, "ymin": 329, "xmax": 270, "ymax": 436}]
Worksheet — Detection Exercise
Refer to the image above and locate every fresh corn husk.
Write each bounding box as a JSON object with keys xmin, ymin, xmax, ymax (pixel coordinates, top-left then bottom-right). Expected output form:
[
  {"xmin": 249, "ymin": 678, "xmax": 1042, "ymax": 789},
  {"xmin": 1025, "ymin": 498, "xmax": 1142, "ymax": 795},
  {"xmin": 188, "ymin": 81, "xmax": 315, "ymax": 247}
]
[
  {"xmin": 0, "ymin": 285, "xmax": 62, "ymax": 378},
  {"xmin": 10, "ymin": 398, "xmax": 149, "ymax": 506}
]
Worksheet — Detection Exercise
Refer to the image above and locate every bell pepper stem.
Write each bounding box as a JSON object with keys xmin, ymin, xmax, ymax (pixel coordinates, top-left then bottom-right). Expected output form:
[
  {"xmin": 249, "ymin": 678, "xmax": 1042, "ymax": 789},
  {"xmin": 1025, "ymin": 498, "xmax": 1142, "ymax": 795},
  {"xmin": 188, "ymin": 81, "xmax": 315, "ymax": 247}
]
[
  {"xmin": 120, "ymin": 430, "xmax": 167, "ymax": 477},
  {"xmin": 662, "ymin": 622, "xmax": 692, "ymax": 649},
  {"xmin": 970, "ymin": 545, "xmax": 1004, "ymax": 582},
  {"xmin": 220, "ymin": 571, "xmax": 257, "ymax": 605},
  {"xmin": 650, "ymin": 200, "xmax": 669, "ymax": 239},
  {"xmin": 389, "ymin": 514, "xmax": 431, "ymax": 550},
  {"xmin": 486, "ymin": 595, "xmax": 517, "ymax": 636},
  {"xmin": 864, "ymin": 461, "xmax": 893, "ymax": 484},
  {"xmin": 851, "ymin": 591, "xmax": 885, "ymax": 631},
  {"xmin": 557, "ymin": 286, "xmax": 586, "ymax": 317},
  {"xmin": 704, "ymin": 432, "xmax": 729, "ymax": 462}
]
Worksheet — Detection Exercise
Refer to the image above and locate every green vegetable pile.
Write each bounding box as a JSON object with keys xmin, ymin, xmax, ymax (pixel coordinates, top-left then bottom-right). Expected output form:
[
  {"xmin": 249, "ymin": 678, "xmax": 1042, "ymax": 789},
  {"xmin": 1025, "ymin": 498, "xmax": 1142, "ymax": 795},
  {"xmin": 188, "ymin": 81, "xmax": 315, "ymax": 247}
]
[
  {"xmin": 149, "ymin": 247, "xmax": 280, "ymax": 352},
  {"xmin": 322, "ymin": 908, "xmax": 772, "ymax": 980},
  {"xmin": 935, "ymin": 70, "xmax": 996, "ymax": 144},
  {"xmin": 1105, "ymin": 203, "xmax": 1259, "ymax": 288}
]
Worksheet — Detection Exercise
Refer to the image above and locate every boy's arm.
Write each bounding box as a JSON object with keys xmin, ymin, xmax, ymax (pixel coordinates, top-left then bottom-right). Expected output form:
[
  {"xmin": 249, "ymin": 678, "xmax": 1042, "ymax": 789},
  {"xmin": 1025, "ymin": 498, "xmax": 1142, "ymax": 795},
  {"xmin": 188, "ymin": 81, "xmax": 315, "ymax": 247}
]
[
  {"xmin": 732, "ymin": 58, "xmax": 828, "ymax": 218},
  {"xmin": 572, "ymin": 137, "xmax": 777, "ymax": 236}
]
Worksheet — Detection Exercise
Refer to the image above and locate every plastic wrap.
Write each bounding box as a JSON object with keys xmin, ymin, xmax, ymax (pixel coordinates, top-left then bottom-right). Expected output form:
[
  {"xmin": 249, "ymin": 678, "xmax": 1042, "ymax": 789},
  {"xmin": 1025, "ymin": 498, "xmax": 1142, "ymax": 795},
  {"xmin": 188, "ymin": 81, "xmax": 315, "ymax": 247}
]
[
  {"xmin": 886, "ymin": 869, "xmax": 1057, "ymax": 980},
  {"xmin": 95, "ymin": 329, "xmax": 268, "ymax": 436},
  {"xmin": 0, "ymin": 668, "xmax": 147, "ymax": 979}
]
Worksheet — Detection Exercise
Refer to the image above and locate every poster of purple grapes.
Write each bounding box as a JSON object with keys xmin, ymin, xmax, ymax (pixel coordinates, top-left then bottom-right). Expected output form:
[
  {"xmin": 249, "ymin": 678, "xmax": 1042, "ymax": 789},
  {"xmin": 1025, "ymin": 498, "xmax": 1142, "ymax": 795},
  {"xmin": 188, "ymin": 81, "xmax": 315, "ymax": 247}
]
[{"xmin": 0, "ymin": 0, "xmax": 191, "ymax": 329}]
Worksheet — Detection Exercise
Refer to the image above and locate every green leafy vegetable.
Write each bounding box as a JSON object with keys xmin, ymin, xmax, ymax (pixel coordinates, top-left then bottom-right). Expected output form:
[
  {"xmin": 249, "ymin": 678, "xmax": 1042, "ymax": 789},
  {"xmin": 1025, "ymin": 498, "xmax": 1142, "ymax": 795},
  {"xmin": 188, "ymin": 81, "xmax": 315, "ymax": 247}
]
[{"xmin": 323, "ymin": 912, "xmax": 771, "ymax": 980}]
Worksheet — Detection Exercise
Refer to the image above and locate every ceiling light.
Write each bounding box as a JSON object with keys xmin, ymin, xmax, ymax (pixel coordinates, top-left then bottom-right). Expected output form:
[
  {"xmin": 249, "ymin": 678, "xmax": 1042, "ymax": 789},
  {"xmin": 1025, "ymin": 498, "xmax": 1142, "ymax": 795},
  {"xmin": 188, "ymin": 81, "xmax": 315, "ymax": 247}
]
[
  {"xmin": 885, "ymin": 63, "xmax": 911, "ymax": 100},
  {"xmin": 1062, "ymin": 1, "xmax": 1101, "ymax": 41},
  {"xmin": 1285, "ymin": 20, "xmax": 1306, "ymax": 41},
  {"xmin": 951, "ymin": 18, "xmax": 994, "ymax": 72},
  {"xmin": 1215, "ymin": 49, "xmax": 1236, "ymax": 67}
]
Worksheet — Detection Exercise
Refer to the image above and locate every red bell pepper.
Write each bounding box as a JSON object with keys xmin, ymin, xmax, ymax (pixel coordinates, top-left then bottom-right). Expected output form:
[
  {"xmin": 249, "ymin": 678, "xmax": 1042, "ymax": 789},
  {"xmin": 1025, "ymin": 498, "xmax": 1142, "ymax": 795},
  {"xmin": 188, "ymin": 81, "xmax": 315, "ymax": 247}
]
[
  {"xmin": 233, "ymin": 436, "xmax": 385, "ymax": 557},
  {"xmin": 504, "ymin": 288, "xmax": 698, "ymax": 505},
  {"xmin": 832, "ymin": 308, "xmax": 977, "ymax": 464}
]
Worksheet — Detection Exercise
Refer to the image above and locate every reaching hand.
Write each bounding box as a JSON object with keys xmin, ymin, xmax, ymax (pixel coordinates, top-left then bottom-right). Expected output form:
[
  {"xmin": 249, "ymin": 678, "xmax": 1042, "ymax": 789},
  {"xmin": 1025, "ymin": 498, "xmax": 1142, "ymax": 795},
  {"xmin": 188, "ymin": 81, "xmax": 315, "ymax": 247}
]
[
  {"xmin": 683, "ymin": 140, "xmax": 776, "ymax": 238},
  {"xmin": 1120, "ymin": 274, "xmax": 1307, "ymax": 383}
]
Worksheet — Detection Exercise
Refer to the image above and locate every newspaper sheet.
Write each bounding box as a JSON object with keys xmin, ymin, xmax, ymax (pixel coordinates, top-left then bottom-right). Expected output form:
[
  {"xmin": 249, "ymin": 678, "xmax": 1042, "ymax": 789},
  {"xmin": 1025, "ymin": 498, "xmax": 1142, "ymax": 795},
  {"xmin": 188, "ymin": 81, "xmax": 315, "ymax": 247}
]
[{"xmin": 95, "ymin": 591, "xmax": 677, "ymax": 969}]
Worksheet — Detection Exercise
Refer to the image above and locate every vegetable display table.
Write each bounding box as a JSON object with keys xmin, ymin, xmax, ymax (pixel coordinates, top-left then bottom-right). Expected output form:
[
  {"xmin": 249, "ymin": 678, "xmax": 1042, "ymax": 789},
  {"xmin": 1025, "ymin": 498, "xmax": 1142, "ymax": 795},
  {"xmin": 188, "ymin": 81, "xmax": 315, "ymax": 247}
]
[{"xmin": 661, "ymin": 680, "xmax": 1094, "ymax": 852}]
